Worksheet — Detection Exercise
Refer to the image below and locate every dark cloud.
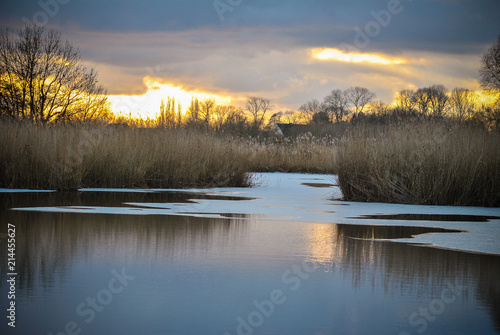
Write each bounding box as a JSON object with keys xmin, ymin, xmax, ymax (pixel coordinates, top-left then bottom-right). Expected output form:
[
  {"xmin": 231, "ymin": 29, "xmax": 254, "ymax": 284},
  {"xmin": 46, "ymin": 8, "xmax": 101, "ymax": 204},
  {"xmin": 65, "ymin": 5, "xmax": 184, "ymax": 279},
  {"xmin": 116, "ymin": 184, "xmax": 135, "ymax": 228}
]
[
  {"xmin": 1, "ymin": 0, "xmax": 498, "ymax": 107},
  {"xmin": 3, "ymin": 0, "xmax": 498, "ymax": 51}
]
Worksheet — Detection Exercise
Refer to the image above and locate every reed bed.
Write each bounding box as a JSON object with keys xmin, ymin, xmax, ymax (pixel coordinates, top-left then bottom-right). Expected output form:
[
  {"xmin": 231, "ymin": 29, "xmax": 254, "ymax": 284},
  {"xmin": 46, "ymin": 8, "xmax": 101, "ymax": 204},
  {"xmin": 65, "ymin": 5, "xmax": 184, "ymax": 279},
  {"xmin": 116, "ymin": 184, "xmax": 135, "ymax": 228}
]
[
  {"xmin": 336, "ymin": 120, "xmax": 500, "ymax": 207},
  {"xmin": 0, "ymin": 121, "xmax": 251, "ymax": 189},
  {"xmin": 4, "ymin": 119, "xmax": 499, "ymax": 208},
  {"xmin": 245, "ymin": 133, "xmax": 337, "ymax": 174},
  {"xmin": 0, "ymin": 121, "xmax": 338, "ymax": 190}
]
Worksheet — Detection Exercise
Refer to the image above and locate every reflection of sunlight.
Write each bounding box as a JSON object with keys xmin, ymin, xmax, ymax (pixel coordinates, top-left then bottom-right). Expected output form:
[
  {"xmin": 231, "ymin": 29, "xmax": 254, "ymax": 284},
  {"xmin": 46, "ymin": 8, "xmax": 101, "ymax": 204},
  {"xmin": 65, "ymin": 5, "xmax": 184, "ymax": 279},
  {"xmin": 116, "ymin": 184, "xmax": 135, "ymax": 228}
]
[
  {"xmin": 108, "ymin": 77, "xmax": 233, "ymax": 119},
  {"xmin": 312, "ymin": 48, "xmax": 406, "ymax": 65},
  {"xmin": 306, "ymin": 224, "xmax": 340, "ymax": 267}
]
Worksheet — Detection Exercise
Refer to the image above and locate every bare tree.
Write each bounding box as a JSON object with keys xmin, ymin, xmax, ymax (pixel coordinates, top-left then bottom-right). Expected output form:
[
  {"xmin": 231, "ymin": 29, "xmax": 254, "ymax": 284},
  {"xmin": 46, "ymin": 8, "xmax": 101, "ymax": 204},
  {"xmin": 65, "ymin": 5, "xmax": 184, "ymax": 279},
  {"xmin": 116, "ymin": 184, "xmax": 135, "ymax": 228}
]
[
  {"xmin": 480, "ymin": 35, "xmax": 500, "ymax": 90},
  {"xmin": 212, "ymin": 105, "xmax": 244, "ymax": 131},
  {"xmin": 369, "ymin": 100, "xmax": 390, "ymax": 116},
  {"xmin": 299, "ymin": 99, "xmax": 323, "ymax": 123},
  {"xmin": 428, "ymin": 85, "xmax": 449, "ymax": 116},
  {"xmin": 449, "ymin": 88, "xmax": 478, "ymax": 121},
  {"xmin": 323, "ymin": 89, "xmax": 349, "ymax": 123},
  {"xmin": 345, "ymin": 86, "xmax": 376, "ymax": 118},
  {"xmin": 246, "ymin": 96, "xmax": 272, "ymax": 129},
  {"xmin": 311, "ymin": 111, "xmax": 330, "ymax": 124},
  {"xmin": 158, "ymin": 97, "xmax": 180, "ymax": 128},
  {"xmin": 0, "ymin": 25, "xmax": 110, "ymax": 123},
  {"xmin": 186, "ymin": 97, "xmax": 200, "ymax": 124},
  {"xmin": 199, "ymin": 98, "xmax": 216, "ymax": 128},
  {"xmin": 413, "ymin": 87, "xmax": 433, "ymax": 117},
  {"xmin": 412, "ymin": 85, "xmax": 449, "ymax": 117},
  {"xmin": 395, "ymin": 89, "xmax": 416, "ymax": 113}
]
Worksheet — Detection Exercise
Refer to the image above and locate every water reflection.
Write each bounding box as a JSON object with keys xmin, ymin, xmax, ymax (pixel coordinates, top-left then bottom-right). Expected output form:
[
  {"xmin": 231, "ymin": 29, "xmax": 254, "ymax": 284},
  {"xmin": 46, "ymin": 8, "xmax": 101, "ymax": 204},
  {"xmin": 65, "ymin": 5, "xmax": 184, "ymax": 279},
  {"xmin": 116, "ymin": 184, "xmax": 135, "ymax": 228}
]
[
  {"xmin": 1, "ymin": 211, "xmax": 247, "ymax": 294},
  {"xmin": 1, "ymin": 191, "xmax": 499, "ymax": 334},
  {"xmin": 306, "ymin": 223, "xmax": 500, "ymax": 331}
]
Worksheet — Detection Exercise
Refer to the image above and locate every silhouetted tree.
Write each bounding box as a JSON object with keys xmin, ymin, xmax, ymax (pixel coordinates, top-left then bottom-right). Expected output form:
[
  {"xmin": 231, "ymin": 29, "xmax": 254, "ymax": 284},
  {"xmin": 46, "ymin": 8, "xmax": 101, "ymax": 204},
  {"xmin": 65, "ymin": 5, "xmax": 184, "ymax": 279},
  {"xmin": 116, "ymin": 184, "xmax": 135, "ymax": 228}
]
[
  {"xmin": 323, "ymin": 89, "xmax": 349, "ymax": 122},
  {"xmin": 369, "ymin": 100, "xmax": 390, "ymax": 116},
  {"xmin": 213, "ymin": 105, "xmax": 244, "ymax": 131},
  {"xmin": 311, "ymin": 111, "xmax": 330, "ymax": 124},
  {"xmin": 186, "ymin": 97, "xmax": 200, "ymax": 124},
  {"xmin": 449, "ymin": 88, "xmax": 477, "ymax": 121},
  {"xmin": 480, "ymin": 35, "xmax": 500, "ymax": 90},
  {"xmin": 413, "ymin": 86, "xmax": 449, "ymax": 117},
  {"xmin": 345, "ymin": 86, "xmax": 376, "ymax": 118},
  {"xmin": 299, "ymin": 99, "xmax": 323, "ymax": 123},
  {"xmin": 246, "ymin": 96, "xmax": 272, "ymax": 129},
  {"xmin": 200, "ymin": 98, "xmax": 216, "ymax": 129},
  {"xmin": 158, "ymin": 97, "xmax": 180, "ymax": 128},
  {"xmin": 0, "ymin": 25, "xmax": 109, "ymax": 123},
  {"xmin": 428, "ymin": 85, "xmax": 449, "ymax": 117},
  {"xmin": 395, "ymin": 89, "xmax": 417, "ymax": 114}
]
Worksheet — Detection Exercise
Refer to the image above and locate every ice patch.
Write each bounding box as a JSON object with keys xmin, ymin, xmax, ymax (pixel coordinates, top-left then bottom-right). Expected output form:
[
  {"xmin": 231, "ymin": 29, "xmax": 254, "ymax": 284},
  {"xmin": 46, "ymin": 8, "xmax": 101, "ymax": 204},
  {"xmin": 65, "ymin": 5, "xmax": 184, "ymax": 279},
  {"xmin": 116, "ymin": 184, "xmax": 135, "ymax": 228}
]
[{"xmin": 10, "ymin": 172, "xmax": 500, "ymax": 255}]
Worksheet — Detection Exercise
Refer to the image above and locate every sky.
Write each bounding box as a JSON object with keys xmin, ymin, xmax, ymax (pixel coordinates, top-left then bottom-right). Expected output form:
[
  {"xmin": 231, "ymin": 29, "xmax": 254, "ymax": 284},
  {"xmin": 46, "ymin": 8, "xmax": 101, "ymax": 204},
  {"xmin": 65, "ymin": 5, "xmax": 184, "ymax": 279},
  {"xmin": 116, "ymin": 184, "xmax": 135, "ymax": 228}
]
[{"xmin": 1, "ymin": 0, "xmax": 499, "ymax": 117}]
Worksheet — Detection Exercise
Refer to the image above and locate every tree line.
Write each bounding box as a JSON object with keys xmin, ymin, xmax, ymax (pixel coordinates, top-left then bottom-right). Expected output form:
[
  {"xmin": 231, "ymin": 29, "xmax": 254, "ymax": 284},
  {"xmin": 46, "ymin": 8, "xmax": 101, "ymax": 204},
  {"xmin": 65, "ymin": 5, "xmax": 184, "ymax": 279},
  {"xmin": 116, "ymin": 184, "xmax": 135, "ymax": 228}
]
[
  {"xmin": 1, "ymin": 25, "xmax": 499, "ymax": 131},
  {"xmin": 151, "ymin": 96, "xmax": 272, "ymax": 133}
]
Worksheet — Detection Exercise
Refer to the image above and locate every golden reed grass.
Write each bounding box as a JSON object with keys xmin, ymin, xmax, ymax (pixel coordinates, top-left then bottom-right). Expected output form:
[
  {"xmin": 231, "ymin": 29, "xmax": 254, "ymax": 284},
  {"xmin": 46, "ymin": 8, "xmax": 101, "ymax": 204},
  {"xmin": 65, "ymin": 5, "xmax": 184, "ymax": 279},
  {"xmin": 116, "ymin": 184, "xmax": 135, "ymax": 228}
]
[
  {"xmin": 0, "ymin": 121, "xmax": 337, "ymax": 190},
  {"xmin": 336, "ymin": 120, "xmax": 500, "ymax": 207},
  {"xmin": 3, "ymin": 119, "xmax": 499, "ymax": 207},
  {"xmin": 244, "ymin": 133, "xmax": 337, "ymax": 174},
  {"xmin": 0, "ymin": 121, "xmax": 250, "ymax": 189}
]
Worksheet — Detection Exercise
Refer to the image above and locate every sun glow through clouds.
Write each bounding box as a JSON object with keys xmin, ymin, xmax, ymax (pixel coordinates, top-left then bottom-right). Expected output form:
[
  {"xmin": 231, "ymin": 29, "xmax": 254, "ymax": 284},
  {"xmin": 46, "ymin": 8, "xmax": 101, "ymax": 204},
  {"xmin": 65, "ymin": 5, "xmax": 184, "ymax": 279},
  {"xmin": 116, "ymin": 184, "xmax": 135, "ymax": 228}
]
[
  {"xmin": 108, "ymin": 77, "xmax": 234, "ymax": 119},
  {"xmin": 312, "ymin": 48, "xmax": 406, "ymax": 65}
]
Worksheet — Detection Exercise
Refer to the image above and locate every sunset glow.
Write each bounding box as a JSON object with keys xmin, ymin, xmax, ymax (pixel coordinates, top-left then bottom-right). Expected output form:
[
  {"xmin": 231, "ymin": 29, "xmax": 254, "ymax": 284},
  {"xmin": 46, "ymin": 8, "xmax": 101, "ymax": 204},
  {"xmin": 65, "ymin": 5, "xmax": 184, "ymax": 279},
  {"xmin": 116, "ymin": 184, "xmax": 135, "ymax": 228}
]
[
  {"xmin": 476, "ymin": 90, "xmax": 500, "ymax": 106},
  {"xmin": 108, "ymin": 77, "xmax": 235, "ymax": 119},
  {"xmin": 312, "ymin": 48, "xmax": 406, "ymax": 65}
]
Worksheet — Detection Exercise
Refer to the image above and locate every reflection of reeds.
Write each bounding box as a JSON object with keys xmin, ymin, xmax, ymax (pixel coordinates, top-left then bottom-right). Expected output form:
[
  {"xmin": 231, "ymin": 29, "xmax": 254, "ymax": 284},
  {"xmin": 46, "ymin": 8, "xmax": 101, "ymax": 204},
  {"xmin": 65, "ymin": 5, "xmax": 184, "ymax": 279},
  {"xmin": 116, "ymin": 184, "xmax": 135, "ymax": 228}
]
[
  {"xmin": 337, "ymin": 120, "xmax": 500, "ymax": 206},
  {"xmin": 307, "ymin": 223, "xmax": 500, "ymax": 327},
  {"xmin": 1, "ymin": 209, "xmax": 247, "ymax": 292}
]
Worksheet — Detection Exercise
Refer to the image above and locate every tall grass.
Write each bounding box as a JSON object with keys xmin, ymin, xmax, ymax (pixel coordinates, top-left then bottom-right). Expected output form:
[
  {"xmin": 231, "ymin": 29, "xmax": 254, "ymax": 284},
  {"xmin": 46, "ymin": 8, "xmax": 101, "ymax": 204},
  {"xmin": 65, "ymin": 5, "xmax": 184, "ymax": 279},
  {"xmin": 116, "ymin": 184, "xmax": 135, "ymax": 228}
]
[
  {"xmin": 336, "ymin": 120, "xmax": 500, "ymax": 207},
  {"xmin": 4, "ymin": 118, "xmax": 499, "ymax": 207},
  {"xmin": 0, "ymin": 121, "xmax": 251, "ymax": 189},
  {"xmin": 245, "ymin": 133, "xmax": 337, "ymax": 174},
  {"xmin": 0, "ymin": 121, "xmax": 338, "ymax": 190}
]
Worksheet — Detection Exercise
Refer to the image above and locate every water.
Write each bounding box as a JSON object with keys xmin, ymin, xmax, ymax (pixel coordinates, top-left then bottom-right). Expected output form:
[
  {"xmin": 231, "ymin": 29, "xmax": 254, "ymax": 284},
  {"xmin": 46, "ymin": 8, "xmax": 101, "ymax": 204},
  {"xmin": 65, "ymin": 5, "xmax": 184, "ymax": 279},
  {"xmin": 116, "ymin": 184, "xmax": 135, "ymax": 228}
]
[{"xmin": 1, "ymin": 173, "xmax": 499, "ymax": 335}]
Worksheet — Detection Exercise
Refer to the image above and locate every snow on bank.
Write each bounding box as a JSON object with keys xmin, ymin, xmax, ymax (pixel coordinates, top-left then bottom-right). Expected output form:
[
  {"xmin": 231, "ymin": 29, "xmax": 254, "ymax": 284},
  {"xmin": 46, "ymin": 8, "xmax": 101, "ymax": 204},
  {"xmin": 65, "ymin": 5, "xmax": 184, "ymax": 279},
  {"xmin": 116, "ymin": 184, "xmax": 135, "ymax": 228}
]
[{"xmin": 10, "ymin": 173, "xmax": 500, "ymax": 255}]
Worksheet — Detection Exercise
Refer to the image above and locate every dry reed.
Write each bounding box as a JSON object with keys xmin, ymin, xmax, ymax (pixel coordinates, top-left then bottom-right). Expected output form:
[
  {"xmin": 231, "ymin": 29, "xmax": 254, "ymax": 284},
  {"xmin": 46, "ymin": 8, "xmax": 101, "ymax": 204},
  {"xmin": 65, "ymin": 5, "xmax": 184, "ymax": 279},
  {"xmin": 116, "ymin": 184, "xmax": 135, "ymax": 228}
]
[
  {"xmin": 244, "ymin": 133, "xmax": 338, "ymax": 174},
  {"xmin": 336, "ymin": 120, "xmax": 500, "ymax": 206},
  {"xmin": 0, "ymin": 121, "xmax": 338, "ymax": 190},
  {"xmin": 0, "ymin": 121, "xmax": 251, "ymax": 189}
]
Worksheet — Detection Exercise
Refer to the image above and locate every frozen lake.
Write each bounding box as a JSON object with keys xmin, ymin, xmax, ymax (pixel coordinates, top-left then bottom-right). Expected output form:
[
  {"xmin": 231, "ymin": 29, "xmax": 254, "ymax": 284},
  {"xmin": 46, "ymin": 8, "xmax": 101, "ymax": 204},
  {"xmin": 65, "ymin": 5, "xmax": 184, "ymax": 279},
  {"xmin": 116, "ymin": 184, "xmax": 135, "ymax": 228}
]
[{"xmin": 1, "ymin": 173, "xmax": 499, "ymax": 334}]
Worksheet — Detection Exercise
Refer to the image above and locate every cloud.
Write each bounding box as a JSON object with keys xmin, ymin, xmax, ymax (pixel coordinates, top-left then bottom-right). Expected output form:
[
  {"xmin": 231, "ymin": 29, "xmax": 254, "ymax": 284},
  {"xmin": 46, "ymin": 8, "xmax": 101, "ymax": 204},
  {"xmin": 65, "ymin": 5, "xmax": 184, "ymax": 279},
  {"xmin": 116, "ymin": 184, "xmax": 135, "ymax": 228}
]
[
  {"xmin": 1, "ymin": 0, "xmax": 498, "ymax": 114},
  {"xmin": 311, "ymin": 48, "xmax": 406, "ymax": 65},
  {"xmin": 69, "ymin": 25, "xmax": 485, "ymax": 108}
]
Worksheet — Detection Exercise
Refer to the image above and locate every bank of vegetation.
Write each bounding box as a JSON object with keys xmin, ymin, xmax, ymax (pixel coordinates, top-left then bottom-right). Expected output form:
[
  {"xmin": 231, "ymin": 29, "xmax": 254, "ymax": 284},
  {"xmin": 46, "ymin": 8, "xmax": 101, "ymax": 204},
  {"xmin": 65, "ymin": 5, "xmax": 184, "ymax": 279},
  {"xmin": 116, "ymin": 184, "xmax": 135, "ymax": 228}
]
[
  {"xmin": 0, "ymin": 121, "xmax": 251, "ymax": 189},
  {"xmin": 1, "ymin": 25, "xmax": 500, "ymax": 206},
  {"xmin": 337, "ymin": 119, "xmax": 500, "ymax": 207}
]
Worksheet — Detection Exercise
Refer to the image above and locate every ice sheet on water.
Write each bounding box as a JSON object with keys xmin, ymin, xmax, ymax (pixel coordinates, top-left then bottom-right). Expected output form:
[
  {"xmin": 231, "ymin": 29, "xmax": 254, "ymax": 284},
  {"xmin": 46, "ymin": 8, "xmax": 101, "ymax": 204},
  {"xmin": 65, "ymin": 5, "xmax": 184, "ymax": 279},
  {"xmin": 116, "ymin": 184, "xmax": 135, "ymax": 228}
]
[{"xmin": 11, "ymin": 172, "xmax": 500, "ymax": 255}]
